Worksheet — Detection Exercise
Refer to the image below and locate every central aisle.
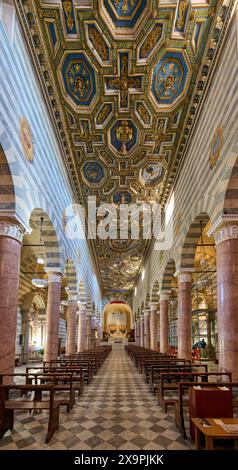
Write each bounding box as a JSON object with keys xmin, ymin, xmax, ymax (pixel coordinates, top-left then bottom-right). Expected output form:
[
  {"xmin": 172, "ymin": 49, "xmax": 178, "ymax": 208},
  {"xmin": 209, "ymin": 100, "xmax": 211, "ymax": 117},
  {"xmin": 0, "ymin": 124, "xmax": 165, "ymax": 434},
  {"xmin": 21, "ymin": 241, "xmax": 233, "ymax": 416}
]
[
  {"xmin": 0, "ymin": 345, "xmax": 193, "ymax": 450},
  {"xmin": 67, "ymin": 344, "xmax": 192, "ymax": 450}
]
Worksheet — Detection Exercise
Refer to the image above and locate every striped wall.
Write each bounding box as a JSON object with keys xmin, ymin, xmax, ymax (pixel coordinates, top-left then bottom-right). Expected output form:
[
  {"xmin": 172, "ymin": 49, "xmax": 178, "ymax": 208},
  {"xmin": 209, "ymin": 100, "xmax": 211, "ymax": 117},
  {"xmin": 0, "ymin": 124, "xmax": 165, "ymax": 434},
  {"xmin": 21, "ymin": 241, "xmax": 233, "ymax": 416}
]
[
  {"xmin": 0, "ymin": 15, "xmax": 102, "ymax": 312},
  {"xmin": 134, "ymin": 9, "xmax": 238, "ymax": 312}
]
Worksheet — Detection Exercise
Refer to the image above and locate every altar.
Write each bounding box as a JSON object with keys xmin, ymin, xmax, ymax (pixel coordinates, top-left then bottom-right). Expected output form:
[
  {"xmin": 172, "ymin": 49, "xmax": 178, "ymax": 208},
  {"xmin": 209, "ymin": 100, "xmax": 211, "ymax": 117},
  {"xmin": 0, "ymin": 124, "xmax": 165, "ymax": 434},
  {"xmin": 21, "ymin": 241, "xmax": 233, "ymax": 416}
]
[{"xmin": 108, "ymin": 327, "xmax": 128, "ymax": 344}]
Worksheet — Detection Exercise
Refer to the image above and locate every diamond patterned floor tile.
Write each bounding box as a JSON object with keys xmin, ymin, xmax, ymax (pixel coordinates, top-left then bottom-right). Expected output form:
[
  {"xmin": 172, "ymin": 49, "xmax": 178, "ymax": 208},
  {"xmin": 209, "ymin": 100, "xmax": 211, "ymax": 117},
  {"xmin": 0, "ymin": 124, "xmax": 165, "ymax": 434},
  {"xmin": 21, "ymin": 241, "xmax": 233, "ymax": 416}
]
[{"xmin": 0, "ymin": 344, "xmax": 194, "ymax": 450}]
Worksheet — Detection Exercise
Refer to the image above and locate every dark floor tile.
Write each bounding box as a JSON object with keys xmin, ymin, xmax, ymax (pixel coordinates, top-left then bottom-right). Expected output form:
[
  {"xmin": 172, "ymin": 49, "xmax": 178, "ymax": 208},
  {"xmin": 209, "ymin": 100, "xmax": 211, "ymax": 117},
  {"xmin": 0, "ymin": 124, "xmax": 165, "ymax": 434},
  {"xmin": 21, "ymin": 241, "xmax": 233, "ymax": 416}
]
[{"xmin": 16, "ymin": 436, "xmax": 36, "ymax": 449}]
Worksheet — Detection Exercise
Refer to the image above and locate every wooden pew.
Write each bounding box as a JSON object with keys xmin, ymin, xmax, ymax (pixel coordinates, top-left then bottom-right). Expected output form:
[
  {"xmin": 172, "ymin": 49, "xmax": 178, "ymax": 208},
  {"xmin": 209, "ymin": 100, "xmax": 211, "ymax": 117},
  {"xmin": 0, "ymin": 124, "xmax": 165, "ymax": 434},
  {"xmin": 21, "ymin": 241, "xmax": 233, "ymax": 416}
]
[
  {"xmin": 0, "ymin": 384, "xmax": 67, "ymax": 443},
  {"xmin": 149, "ymin": 364, "xmax": 208, "ymax": 394},
  {"xmin": 0, "ymin": 373, "xmax": 74, "ymax": 411},
  {"xmin": 159, "ymin": 372, "xmax": 231, "ymax": 412}
]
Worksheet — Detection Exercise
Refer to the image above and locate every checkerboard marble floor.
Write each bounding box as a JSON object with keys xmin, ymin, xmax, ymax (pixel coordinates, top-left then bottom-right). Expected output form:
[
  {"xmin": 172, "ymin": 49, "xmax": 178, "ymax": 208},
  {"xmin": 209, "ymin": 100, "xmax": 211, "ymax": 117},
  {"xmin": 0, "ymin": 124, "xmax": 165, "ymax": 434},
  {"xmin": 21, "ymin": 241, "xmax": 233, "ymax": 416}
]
[{"xmin": 0, "ymin": 344, "xmax": 194, "ymax": 450}]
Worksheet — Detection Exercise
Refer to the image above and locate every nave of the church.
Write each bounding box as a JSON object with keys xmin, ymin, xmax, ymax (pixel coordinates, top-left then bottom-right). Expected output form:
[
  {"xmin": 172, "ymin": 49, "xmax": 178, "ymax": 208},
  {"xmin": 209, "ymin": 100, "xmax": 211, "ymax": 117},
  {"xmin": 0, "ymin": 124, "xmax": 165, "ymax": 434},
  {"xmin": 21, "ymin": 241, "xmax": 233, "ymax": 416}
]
[
  {"xmin": 1, "ymin": 0, "xmax": 238, "ymax": 457},
  {"xmin": 0, "ymin": 345, "xmax": 193, "ymax": 451}
]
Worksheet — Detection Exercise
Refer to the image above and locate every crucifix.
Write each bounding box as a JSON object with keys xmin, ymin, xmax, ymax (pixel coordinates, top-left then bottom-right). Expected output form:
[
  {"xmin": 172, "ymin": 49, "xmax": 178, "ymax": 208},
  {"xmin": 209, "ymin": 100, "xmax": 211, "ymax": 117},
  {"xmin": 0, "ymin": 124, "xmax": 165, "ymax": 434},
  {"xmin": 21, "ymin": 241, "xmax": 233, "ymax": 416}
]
[{"xmin": 105, "ymin": 51, "xmax": 143, "ymax": 111}]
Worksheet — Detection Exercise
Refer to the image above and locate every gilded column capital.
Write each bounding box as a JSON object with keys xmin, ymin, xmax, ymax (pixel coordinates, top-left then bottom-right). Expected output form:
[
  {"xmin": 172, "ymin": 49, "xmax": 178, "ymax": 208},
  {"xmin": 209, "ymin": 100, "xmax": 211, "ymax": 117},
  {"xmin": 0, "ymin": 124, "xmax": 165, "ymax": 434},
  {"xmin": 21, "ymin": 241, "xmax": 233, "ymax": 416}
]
[
  {"xmin": 0, "ymin": 220, "xmax": 24, "ymax": 243},
  {"xmin": 208, "ymin": 216, "xmax": 238, "ymax": 245}
]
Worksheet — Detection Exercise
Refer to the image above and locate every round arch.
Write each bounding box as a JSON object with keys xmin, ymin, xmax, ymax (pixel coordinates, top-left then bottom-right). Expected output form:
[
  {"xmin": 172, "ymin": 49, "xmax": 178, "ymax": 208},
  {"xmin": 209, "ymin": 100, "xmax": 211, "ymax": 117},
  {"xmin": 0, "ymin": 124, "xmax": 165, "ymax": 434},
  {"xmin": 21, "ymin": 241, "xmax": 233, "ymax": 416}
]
[
  {"xmin": 223, "ymin": 154, "xmax": 238, "ymax": 214},
  {"xmin": 0, "ymin": 145, "xmax": 15, "ymax": 214},
  {"xmin": 161, "ymin": 259, "xmax": 176, "ymax": 291},
  {"xmin": 103, "ymin": 302, "xmax": 132, "ymax": 333},
  {"xmin": 180, "ymin": 213, "xmax": 211, "ymax": 270}
]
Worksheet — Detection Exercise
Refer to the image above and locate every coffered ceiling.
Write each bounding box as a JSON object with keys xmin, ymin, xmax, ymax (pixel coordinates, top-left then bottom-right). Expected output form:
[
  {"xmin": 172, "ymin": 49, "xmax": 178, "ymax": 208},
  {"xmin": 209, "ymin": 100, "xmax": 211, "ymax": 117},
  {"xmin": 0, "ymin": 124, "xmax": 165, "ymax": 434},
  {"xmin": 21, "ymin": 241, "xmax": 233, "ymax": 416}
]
[{"xmin": 17, "ymin": 0, "xmax": 227, "ymax": 299}]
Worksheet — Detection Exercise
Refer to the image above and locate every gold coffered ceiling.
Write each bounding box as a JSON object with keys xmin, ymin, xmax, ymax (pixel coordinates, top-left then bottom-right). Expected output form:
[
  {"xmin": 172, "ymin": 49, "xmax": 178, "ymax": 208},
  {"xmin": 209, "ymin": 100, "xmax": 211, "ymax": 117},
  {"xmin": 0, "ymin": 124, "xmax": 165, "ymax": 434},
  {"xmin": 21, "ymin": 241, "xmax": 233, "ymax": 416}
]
[{"xmin": 17, "ymin": 0, "xmax": 228, "ymax": 299}]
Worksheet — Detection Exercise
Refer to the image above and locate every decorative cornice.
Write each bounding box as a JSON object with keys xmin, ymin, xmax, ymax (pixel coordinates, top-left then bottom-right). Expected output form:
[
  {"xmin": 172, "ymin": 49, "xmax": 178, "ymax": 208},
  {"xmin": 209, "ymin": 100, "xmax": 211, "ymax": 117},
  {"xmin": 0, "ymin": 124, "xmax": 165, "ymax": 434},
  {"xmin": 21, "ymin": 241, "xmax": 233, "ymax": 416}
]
[{"xmin": 0, "ymin": 221, "xmax": 24, "ymax": 243}]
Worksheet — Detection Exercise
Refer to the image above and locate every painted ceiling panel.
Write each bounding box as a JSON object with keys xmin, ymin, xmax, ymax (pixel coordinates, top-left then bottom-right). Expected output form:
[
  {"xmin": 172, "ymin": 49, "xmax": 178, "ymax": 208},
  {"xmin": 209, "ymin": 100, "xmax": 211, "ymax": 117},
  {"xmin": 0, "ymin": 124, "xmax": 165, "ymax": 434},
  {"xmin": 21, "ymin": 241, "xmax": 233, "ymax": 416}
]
[{"xmin": 18, "ymin": 0, "xmax": 227, "ymax": 300}]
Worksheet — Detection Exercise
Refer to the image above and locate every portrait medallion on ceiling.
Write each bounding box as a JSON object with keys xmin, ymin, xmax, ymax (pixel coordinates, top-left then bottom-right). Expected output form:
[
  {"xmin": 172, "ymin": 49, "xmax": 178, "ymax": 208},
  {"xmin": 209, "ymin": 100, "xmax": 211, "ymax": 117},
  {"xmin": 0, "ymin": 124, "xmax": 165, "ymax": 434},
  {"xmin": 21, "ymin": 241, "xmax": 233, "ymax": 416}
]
[
  {"xmin": 59, "ymin": 52, "xmax": 98, "ymax": 111},
  {"xmin": 100, "ymin": 0, "xmax": 151, "ymax": 39},
  {"xmin": 83, "ymin": 161, "xmax": 105, "ymax": 185},
  {"xmin": 113, "ymin": 191, "xmax": 132, "ymax": 205},
  {"xmin": 150, "ymin": 51, "xmax": 190, "ymax": 110},
  {"xmin": 140, "ymin": 162, "xmax": 165, "ymax": 186}
]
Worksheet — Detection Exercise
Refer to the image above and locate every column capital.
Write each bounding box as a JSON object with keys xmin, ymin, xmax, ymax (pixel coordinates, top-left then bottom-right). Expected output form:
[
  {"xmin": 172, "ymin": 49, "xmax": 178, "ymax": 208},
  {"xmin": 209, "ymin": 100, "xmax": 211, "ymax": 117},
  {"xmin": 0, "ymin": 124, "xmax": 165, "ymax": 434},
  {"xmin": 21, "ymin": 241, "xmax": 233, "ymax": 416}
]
[
  {"xmin": 149, "ymin": 302, "xmax": 158, "ymax": 311},
  {"xmin": 144, "ymin": 309, "xmax": 150, "ymax": 317},
  {"xmin": 0, "ymin": 220, "xmax": 24, "ymax": 243},
  {"xmin": 208, "ymin": 215, "xmax": 238, "ymax": 245},
  {"xmin": 78, "ymin": 302, "xmax": 87, "ymax": 313},
  {"xmin": 67, "ymin": 290, "xmax": 78, "ymax": 302},
  {"xmin": 45, "ymin": 268, "xmax": 64, "ymax": 284},
  {"xmin": 175, "ymin": 269, "xmax": 194, "ymax": 284},
  {"xmin": 159, "ymin": 291, "xmax": 171, "ymax": 301}
]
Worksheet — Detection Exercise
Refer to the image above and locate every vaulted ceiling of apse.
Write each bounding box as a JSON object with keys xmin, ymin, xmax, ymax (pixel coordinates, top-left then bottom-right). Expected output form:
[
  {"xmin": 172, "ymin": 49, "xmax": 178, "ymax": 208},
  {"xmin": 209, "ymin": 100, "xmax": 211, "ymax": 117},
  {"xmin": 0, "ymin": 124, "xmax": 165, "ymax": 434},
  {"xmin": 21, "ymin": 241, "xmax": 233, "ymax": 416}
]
[{"xmin": 20, "ymin": 0, "xmax": 225, "ymax": 300}]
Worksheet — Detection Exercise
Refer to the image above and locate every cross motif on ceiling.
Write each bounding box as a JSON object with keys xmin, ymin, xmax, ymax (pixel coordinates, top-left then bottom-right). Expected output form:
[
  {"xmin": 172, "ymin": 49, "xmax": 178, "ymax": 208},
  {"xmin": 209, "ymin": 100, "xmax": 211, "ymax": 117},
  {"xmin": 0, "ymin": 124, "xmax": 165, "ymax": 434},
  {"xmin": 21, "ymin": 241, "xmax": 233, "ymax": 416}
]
[
  {"xmin": 105, "ymin": 51, "xmax": 143, "ymax": 111},
  {"xmin": 145, "ymin": 119, "xmax": 175, "ymax": 155},
  {"xmin": 73, "ymin": 120, "xmax": 103, "ymax": 154},
  {"xmin": 110, "ymin": 162, "xmax": 134, "ymax": 186}
]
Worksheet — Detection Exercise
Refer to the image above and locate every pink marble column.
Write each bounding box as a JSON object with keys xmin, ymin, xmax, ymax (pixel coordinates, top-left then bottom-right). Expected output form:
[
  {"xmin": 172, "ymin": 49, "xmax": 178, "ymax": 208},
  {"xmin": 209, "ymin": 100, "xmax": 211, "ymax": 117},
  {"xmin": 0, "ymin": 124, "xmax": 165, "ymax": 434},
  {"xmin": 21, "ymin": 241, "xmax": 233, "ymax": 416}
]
[
  {"xmin": 144, "ymin": 309, "xmax": 150, "ymax": 349},
  {"xmin": 149, "ymin": 302, "xmax": 158, "ymax": 350},
  {"xmin": 134, "ymin": 318, "xmax": 139, "ymax": 345},
  {"xmin": 0, "ymin": 221, "xmax": 23, "ymax": 381},
  {"xmin": 21, "ymin": 309, "xmax": 31, "ymax": 356},
  {"xmin": 86, "ymin": 309, "xmax": 92, "ymax": 350},
  {"xmin": 44, "ymin": 271, "xmax": 63, "ymax": 362},
  {"xmin": 177, "ymin": 272, "xmax": 192, "ymax": 360},
  {"xmin": 212, "ymin": 222, "xmax": 238, "ymax": 380},
  {"xmin": 77, "ymin": 303, "xmax": 87, "ymax": 352},
  {"xmin": 140, "ymin": 315, "xmax": 144, "ymax": 347},
  {"xmin": 91, "ymin": 316, "xmax": 97, "ymax": 349},
  {"xmin": 135, "ymin": 318, "xmax": 140, "ymax": 345},
  {"xmin": 97, "ymin": 320, "xmax": 103, "ymax": 342},
  {"xmin": 160, "ymin": 292, "xmax": 170, "ymax": 354},
  {"xmin": 66, "ymin": 292, "xmax": 78, "ymax": 356}
]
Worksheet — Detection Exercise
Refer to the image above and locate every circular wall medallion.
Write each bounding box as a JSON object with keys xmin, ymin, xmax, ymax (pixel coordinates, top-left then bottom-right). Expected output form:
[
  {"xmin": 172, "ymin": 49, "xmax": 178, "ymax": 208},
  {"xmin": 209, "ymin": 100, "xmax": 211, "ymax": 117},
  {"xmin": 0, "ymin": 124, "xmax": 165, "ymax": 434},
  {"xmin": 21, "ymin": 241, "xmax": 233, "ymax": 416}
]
[
  {"xmin": 210, "ymin": 126, "xmax": 223, "ymax": 169},
  {"xmin": 20, "ymin": 117, "xmax": 34, "ymax": 162}
]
